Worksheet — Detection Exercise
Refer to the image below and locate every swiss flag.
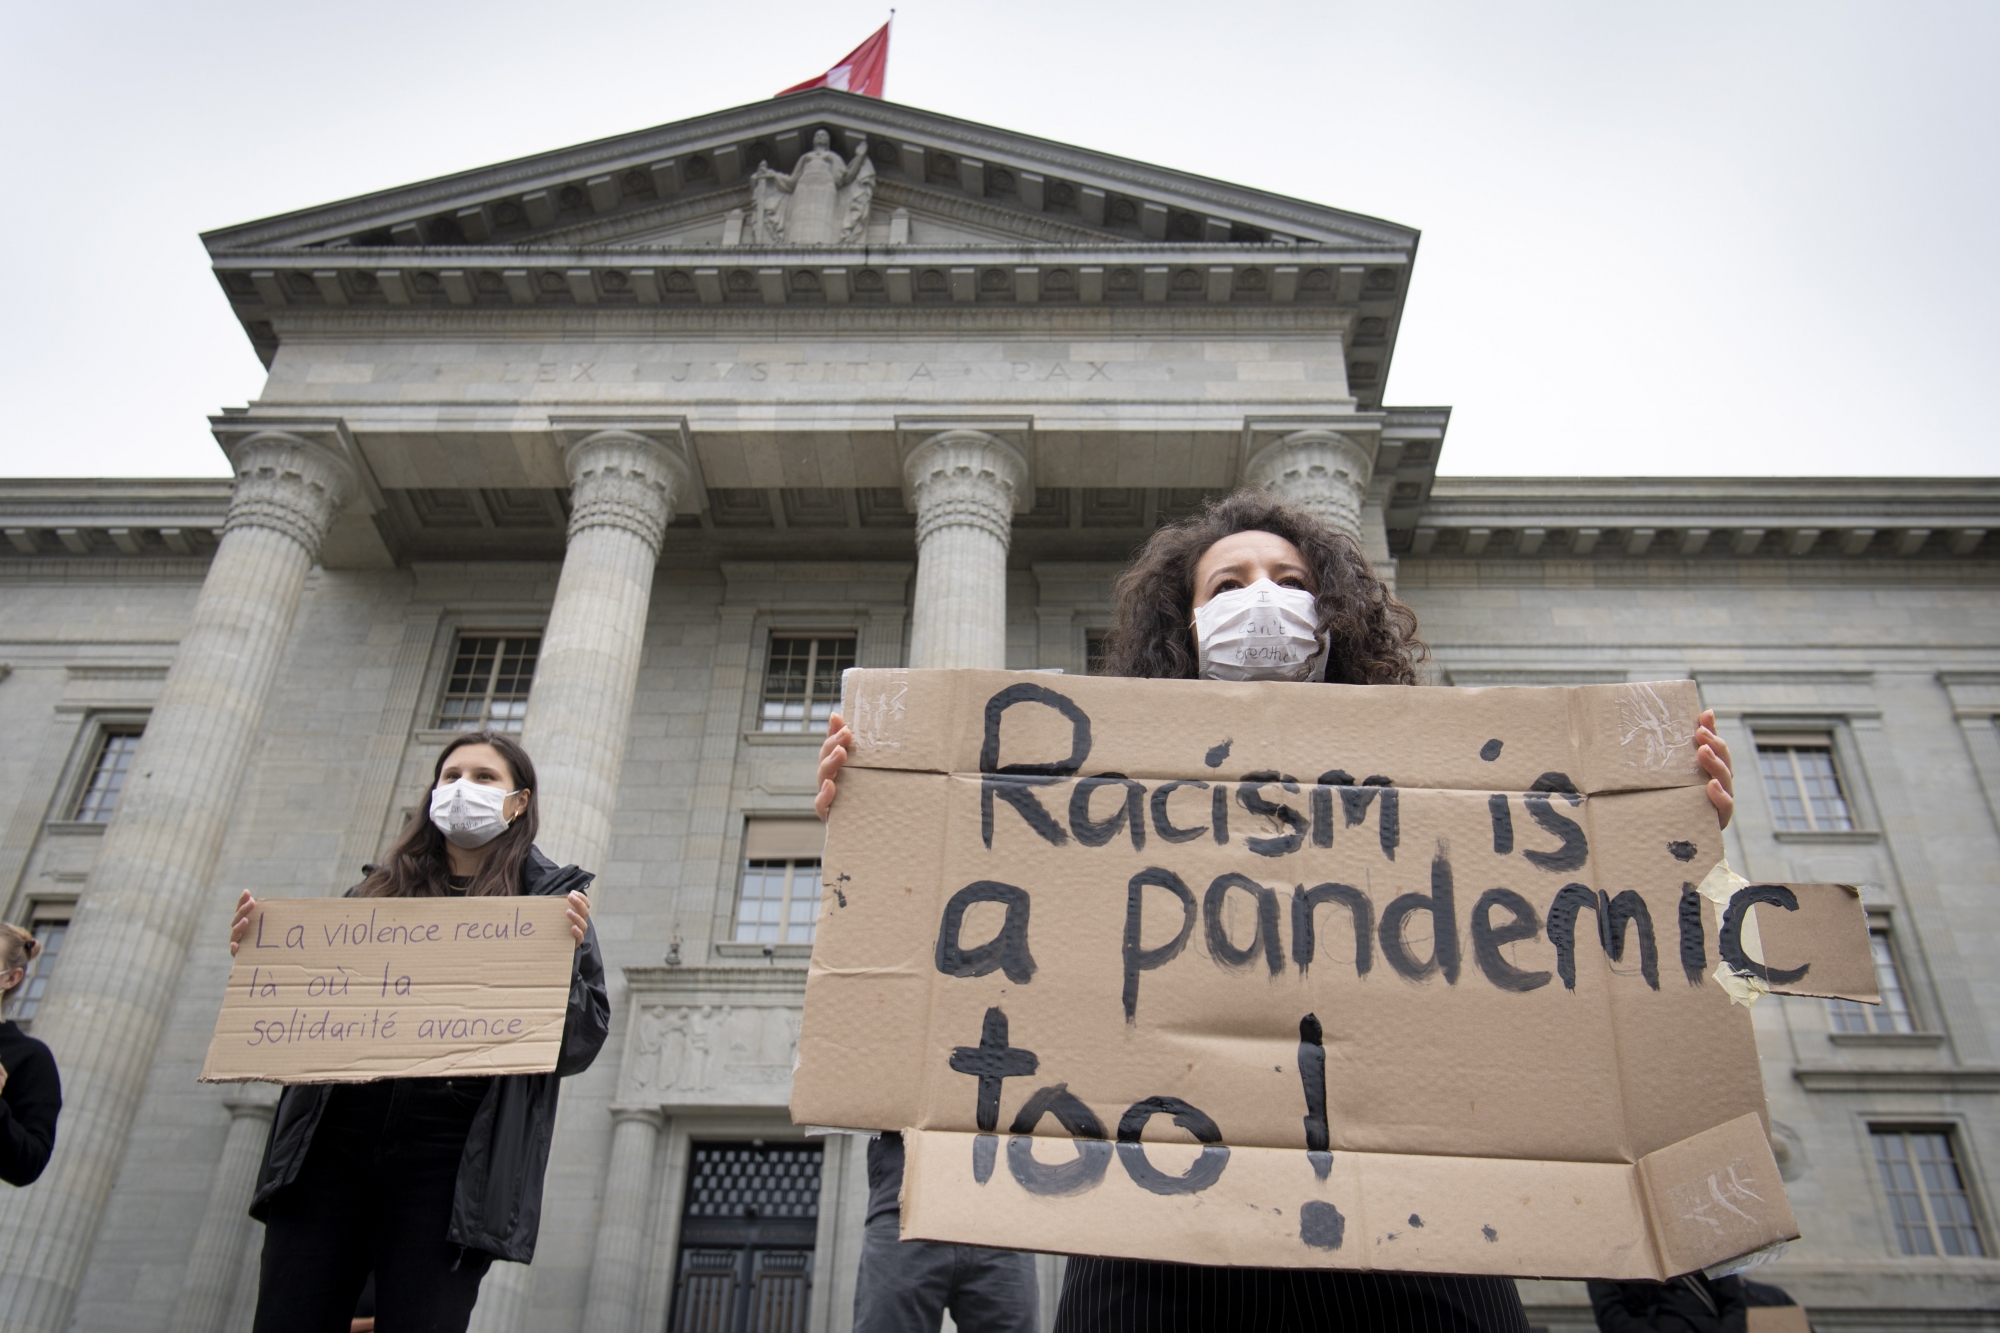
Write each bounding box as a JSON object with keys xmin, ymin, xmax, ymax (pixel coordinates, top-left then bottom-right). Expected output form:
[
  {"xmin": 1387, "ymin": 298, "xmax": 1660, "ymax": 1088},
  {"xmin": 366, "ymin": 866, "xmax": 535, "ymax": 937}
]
[{"xmin": 777, "ymin": 21, "xmax": 891, "ymax": 99}]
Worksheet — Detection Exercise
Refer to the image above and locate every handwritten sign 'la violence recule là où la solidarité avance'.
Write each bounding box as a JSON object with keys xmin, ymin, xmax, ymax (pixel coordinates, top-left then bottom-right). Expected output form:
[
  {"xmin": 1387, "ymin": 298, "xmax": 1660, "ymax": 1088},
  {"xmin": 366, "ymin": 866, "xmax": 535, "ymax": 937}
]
[{"xmin": 201, "ymin": 895, "xmax": 573, "ymax": 1084}]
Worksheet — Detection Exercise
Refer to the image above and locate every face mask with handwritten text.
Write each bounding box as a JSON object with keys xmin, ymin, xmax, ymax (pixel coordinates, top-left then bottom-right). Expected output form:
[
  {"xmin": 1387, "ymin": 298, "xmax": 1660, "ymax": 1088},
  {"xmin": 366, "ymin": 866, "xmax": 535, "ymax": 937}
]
[
  {"xmin": 1193, "ymin": 578, "xmax": 1329, "ymax": 683},
  {"xmin": 429, "ymin": 778, "xmax": 519, "ymax": 849}
]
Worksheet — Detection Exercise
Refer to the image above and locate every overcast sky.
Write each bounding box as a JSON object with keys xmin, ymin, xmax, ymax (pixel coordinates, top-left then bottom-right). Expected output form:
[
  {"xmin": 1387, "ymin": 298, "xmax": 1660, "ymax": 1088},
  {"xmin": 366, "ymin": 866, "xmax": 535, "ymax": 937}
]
[{"xmin": 2, "ymin": 1, "xmax": 1992, "ymax": 479}]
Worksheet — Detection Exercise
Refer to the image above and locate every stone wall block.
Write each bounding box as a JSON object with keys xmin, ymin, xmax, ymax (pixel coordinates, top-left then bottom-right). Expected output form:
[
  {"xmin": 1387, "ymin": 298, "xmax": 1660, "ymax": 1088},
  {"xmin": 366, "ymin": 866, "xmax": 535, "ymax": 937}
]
[{"xmin": 0, "ymin": 432, "xmax": 351, "ymax": 1332}]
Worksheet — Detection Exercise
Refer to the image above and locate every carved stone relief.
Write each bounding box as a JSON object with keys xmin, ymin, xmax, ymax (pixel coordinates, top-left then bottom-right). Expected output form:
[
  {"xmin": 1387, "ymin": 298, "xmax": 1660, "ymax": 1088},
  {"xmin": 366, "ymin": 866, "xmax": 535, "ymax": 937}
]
[
  {"xmin": 749, "ymin": 131, "xmax": 875, "ymax": 246},
  {"xmin": 627, "ymin": 1001, "xmax": 803, "ymax": 1105}
]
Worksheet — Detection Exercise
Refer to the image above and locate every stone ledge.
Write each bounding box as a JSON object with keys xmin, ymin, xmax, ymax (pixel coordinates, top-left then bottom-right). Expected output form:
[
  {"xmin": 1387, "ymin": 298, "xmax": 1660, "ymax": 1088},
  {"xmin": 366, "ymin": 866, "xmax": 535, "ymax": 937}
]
[
  {"xmin": 1794, "ymin": 1065, "xmax": 2000, "ymax": 1093},
  {"xmin": 1828, "ymin": 1032, "xmax": 1948, "ymax": 1050},
  {"xmin": 1772, "ymin": 829, "xmax": 1882, "ymax": 844},
  {"xmin": 712, "ymin": 942, "xmax": 814, "ymax": 961}
]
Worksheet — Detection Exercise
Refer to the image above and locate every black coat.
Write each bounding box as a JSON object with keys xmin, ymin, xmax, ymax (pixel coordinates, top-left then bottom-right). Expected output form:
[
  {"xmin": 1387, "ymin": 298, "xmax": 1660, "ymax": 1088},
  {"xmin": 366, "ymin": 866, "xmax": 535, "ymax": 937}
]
[
  {"xmin": 248, "ymin": 847, "xmax": 611, "ymax": 1262},
  {"xmin": 0, "ymin": 1021, "xmax": 60, "ymax": 1186},
  {"xmin": 1587, "ymin": 1276, "xmax": 1748, "ymax": 1333}
]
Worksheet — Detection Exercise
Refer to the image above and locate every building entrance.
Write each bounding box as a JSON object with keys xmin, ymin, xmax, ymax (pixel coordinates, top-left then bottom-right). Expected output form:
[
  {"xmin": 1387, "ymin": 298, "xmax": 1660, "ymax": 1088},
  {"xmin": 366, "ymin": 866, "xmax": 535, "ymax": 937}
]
[{"xmin": 670, "ymin": 1141, "xmax": 824, "ymax": 1333}]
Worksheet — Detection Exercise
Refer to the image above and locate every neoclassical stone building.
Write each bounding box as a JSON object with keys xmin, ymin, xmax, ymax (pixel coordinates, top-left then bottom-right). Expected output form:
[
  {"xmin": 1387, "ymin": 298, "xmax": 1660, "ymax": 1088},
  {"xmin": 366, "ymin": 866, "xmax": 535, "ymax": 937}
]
[{"xmin": 0, "ymin": 92, "xmax": 1995, "ymax": 1333}]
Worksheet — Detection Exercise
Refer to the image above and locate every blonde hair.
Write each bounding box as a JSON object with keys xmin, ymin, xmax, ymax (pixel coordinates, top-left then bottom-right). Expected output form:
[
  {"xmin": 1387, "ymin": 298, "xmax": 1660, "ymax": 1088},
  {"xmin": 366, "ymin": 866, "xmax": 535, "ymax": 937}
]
[{"xmin": 0, "ymin": 923, "xmax": 40, "ymax": 980}]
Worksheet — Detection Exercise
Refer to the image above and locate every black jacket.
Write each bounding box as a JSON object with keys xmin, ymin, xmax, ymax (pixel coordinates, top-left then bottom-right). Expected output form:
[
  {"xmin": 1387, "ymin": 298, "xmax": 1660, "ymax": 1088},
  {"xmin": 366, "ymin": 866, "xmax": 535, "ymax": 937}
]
[
  {"xmin": 248, "ymin": 847, "xmax": 611, "ymax": 1262},
  {"xmin": 0, "ymin": 1021, "xmax": 60, "ymax": 1186},
  {"xmin": 1588, "ymin": 1276, "xmax": 1748, "ymax": 1333}
]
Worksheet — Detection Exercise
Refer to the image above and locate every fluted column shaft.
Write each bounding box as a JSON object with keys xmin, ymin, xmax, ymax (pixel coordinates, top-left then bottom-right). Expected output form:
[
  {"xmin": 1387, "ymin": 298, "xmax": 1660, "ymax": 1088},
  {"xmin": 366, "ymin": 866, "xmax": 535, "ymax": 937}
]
[
  {"xmin": 579, "ymin": 1108, "xmax": 666, "ymax": 1333},
  {"xmin": 466, "ymin": 1263, "xmax": 534, "ymax": 1333},
  {"xmin": 486, "ymin": 433, "xmax": 681, "ymax": 1333},
  {"xmin": 905, "ymin": 432, "xmax": 1025, "ymax": 670},
  {"xmin": 1244, "ymin": 429, "xmax": 1376, "ymax": 543},
  {"xmin": 0, "ymin": 433, "xmax": 352, "ymax": 1333},
  {"xmin": 168, "ymin": 1091, "xmax": 278, "ymax": 1333},
  {"xmin": 520, "ymin": 432, "xmax": 686, "ymax": 869}
]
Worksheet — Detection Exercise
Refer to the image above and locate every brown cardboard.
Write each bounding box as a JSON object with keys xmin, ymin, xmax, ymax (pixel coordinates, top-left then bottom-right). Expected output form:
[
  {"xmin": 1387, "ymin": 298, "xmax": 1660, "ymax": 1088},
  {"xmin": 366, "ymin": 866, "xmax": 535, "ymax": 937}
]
[
  {"xmin": 794, "ymin": 670, "xmax": 1875, "ymax": 1279},
  {"xmin": 1757, "ymin": 884, "xmax": 1880, "ymax": 1003},
  {"xmin": 1747, "ymin": 1307, "xmax": 1812, "ymax": 1333},
  {"xmin": 199, "ymin": 896, "xmax": 573, "ymax": 1084}
]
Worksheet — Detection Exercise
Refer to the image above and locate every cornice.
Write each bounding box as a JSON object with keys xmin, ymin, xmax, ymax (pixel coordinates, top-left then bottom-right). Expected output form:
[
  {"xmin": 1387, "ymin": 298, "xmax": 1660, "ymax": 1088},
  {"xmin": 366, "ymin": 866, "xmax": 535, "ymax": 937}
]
[
  {"xmin": 1403, "ymin": 476, "xmax": 1997, "ymax": 561},
  {"xmin": 257, "ymin": 302, "xmax": 1359, "ymax": 339},
  {"xmin": 202, "ymin": 91, "xmax": 1417, "ymax": 254}
]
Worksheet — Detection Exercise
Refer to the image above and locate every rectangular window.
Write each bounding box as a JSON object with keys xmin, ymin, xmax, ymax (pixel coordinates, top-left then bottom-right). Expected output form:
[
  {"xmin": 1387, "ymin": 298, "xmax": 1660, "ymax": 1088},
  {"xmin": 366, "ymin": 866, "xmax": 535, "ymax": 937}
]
[
  {"xmin": 1829, "ymin": 930, "xmax": 1917, "ymax": 1033},
  {"xmin": 72, "ymin": 730, "xmax": 142, "ymax": 822},
  {"xmin": 1872, "ymin": 1127, "xmax": 1985, "ymax": 1257},
  {"xmin": 735, "ymin": 861, "xmax": 822, "ymax": 945},
  {"xmin": 758, "ymin": 636, "xmax": 855, "ymax": 733},
  {"xmin": 1085, "ymin": 632, "xmax": 1109, "ymax": 677},
  {"xmin": 7, "ymin": 905, "xmax": 71, "ymax": 1024},
  {"xmin": 436, "ymin": 634, "xmax": 540, "ymax": 732},
  {"xmin": 1757, "ymin": 735, "xmax": 1854, "ymax": 832}
]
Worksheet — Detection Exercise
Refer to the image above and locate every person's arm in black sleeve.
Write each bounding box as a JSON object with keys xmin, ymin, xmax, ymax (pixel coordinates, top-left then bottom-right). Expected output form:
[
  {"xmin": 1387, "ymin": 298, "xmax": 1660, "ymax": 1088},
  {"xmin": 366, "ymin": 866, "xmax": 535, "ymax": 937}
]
[
  {"xmin": 1587, "ymin": 1280, "xmax": 1657, "ymax": 1333},
  {"xmin": 1709, "ymin": 1275, "xmax": 1749, "ymax": 1333},
  {"xmin": 555, "ymin": 916, "xmax": 610, "ymax": 1077},
  {"xmin": 0, "ymin": 1046, "xmax": 61, "ymax": 1186}
]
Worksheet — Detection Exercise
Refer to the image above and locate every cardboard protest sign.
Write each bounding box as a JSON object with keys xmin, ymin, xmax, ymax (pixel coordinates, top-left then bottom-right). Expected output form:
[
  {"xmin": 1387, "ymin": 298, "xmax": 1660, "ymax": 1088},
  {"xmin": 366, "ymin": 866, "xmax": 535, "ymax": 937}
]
[
  {"xmin": 200, "ymin": 897, "xmax": 573, "ymax": 1084},
  {"xmin": 792, "ymin": 670, "xmax": 1876, "ymax": 1280}
]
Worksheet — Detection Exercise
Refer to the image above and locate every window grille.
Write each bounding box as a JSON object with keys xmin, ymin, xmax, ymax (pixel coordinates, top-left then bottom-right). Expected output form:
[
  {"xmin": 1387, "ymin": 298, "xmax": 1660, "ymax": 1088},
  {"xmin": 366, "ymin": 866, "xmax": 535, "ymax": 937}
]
[
  {"xmin": 1757, "ymin": 738, "xmax": 1854, "ymax": 832},
  {"xmin": 1872, "ymin": 1128, "xmax": 1985, "ymax": 1256},
  {"xmin": 683, "ymin": 1144, "xmax": 823, "ymax": 1221},
  {"xmin": 8, "ymin": 906, "xmax": 70, "ymax": 1024},
  {"xmin": 735, "ymin": 860, "xmax": 822, "ymax": 946},
  {"xmin": 758, "ymin": 636, "xmax": 855, "ymax": 733},
  {"xmin": 437, "ymin": 634, "xmax": 539, "ymax": 732},
  {"xmin": 72, "ymin": 731, "xmax": 141, "ymax": 822},
  {"xmin": 1830, "ymin": 930, "xmax": 1916, "ymax": 1033}
]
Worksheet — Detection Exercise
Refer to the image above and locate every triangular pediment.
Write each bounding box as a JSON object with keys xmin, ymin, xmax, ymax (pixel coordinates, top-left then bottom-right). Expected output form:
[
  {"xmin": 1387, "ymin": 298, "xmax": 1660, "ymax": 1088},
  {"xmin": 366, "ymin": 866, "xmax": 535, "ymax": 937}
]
[{"xmin": 203, "ymin": 90, "xmax": 1417, "ymax": 256}]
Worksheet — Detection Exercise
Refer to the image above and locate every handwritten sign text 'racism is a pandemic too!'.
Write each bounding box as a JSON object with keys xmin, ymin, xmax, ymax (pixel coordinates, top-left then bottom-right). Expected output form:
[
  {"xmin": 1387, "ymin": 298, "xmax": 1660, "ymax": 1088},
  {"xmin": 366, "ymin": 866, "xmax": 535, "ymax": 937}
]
[
  {"xmin": 791, "ymin": 670, "xmax": 1879, "ymax": 1282},
  {"xmin": 201, "ymin": 896, "xmax": 574, "ymax": 1084}
]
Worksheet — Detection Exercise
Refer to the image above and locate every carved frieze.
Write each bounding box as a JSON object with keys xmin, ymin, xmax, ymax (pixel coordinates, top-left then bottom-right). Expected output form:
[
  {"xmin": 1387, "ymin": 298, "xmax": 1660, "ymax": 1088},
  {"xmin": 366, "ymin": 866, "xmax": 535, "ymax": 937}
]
[{"xmin": 618, "ymin": 965, "xmax": 807, "ymax": 1108}]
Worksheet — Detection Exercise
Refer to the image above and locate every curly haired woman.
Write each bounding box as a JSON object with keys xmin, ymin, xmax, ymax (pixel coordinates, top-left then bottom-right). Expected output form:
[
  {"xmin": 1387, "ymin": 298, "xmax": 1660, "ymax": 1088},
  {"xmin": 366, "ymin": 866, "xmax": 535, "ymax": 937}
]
[{"xmin": 816, "ymin": 490, "xmax": 1736, "ymax": 1333}]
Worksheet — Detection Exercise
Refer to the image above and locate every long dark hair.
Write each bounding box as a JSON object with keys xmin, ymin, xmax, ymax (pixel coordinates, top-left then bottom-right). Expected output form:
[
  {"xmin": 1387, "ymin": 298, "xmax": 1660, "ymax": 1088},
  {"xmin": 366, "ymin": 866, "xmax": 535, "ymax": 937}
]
[
  {"xmin": 1104, "ymin": 489, "xmax": 1428, "ymax": 685},
  {"xmin": 356, "ymin": 731, "xmax": 539, "ymax": 898}
]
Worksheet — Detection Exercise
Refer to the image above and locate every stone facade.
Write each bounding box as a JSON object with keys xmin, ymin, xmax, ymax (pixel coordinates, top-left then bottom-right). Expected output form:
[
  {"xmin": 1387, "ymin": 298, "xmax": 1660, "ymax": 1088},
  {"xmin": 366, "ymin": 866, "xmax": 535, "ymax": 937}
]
[{"xmin": 0, "ymin": 90, "xmax": 1995, "ymax": 1332}]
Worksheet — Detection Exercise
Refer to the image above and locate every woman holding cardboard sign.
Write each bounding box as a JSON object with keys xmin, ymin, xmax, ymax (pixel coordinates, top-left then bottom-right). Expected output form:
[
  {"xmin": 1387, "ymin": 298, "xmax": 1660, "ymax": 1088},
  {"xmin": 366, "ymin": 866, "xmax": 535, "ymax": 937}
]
[
  {"xmin": 228, "ymin": 730, "xmax": 609, "ymax": 1333},
  {"xmin": 815, "ymin": 490, "xmax": 1736, "ymax": 1333}
]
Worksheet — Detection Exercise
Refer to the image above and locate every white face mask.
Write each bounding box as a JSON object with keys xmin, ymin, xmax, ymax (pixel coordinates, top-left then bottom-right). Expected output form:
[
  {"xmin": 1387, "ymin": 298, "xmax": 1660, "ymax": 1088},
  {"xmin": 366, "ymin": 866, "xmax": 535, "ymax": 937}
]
[
  {"xmin": 1193, "ymin": 578, "xmax": 1329, "ymax": 683},
  {"xmin": 429, "ymin": 778, "xmax": 520, "ymax": 849}
]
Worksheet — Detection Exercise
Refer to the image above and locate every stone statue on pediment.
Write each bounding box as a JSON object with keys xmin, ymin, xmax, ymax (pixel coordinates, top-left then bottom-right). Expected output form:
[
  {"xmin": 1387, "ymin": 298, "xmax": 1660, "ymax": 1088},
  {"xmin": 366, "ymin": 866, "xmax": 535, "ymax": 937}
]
[{"xmin": 750, "ymin": 130, "xmax": 875, "ymax": 245}]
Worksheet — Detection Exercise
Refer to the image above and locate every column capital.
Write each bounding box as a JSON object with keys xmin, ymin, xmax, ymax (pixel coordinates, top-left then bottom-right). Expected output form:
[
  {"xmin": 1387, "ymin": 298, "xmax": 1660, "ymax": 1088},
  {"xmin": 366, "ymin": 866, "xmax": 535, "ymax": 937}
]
[
  {"xmin": 902, "ymin": 429, "xmax": 1030, "ymax": 548},
  {"xmin": 219, "ymin": 430, "xmax": 357, "ymax": 559},
  {"xmin": 1242, "ymin": 426, "xmax": 1380, "ymax": 543},
  {"xmin": 560, "ymin": 430, "xmax": 692, "ymax": 557},
  {"xmin": 608, "ymin": 1104, "xmax": 668, "ymax": 1129},
  {"xmin": 221, "ymin": 1087, "xmax": 280, "ymax": 1121}
]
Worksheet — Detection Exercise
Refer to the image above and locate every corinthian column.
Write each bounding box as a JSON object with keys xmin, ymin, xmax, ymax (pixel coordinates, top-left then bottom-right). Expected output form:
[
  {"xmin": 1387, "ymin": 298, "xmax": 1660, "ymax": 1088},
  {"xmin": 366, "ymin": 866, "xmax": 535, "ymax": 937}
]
[
  {"xmin": 904, "ymin": 431, "xmax": 1026, "ymax": 670},
  {"xmin": 0, "ymin": 431, "xmax": 353, "ymax": 1333},
  {"xmin": 520, "ymin": 431, "xmax": 687, "ymax": 867},
  {"xmin": 1243, "ymin": 429, "xmax": 1377, "ymax": 544},
  {"xmin": 167, "ymin": 1090, "xmax": 278, "ymax": 1333},
  {"xmin": 578, "ymin": 1107, "xmax": 665, "ymax": 1333},
  {"xmin": 491, "ymin": 432, "xmax": 683, "ymax": 1333}
]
